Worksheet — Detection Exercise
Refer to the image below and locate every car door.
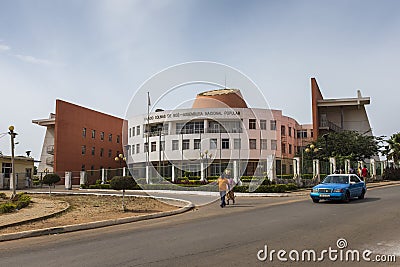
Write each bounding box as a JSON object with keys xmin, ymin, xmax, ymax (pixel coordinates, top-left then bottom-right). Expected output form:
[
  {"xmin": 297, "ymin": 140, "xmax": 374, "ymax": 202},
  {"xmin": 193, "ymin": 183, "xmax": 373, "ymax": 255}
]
[{"xmin": 350, "ymin": 175, "xmax": 362, "ymax": 196}]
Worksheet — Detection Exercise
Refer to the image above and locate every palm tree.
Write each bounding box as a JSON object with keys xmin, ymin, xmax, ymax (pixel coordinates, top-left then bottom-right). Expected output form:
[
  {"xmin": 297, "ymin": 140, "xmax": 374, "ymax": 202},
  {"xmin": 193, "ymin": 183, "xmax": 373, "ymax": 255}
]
[{"xmin": 384, "ymin": 133, "xmax": 400, "ymax": 166}]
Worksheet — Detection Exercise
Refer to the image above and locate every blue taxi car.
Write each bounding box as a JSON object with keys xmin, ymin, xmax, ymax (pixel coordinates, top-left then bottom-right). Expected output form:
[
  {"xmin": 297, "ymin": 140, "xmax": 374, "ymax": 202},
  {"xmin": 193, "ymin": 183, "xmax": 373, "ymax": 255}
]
[{"xmin": 310, "ymin": 174, "xmax": 366, "ymax": 203}]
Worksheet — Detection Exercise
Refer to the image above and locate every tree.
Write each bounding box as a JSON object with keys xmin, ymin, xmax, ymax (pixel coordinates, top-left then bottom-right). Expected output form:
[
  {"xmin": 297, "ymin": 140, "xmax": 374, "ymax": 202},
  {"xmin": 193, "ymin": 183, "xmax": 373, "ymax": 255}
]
[
  {"xmin": 383, "ymin": 132, "xmax": 400, "ymax": 165},
  {"xmin": 42, "ymin": 173, "xmax": 61, "ymax": 195},
  {"xmin": 305, "ymin": 131, "xmax": 379, "ymax": 163},
  {"xmin": 110, "ymin": 176, "xmax": 137, "ymax": 211}
]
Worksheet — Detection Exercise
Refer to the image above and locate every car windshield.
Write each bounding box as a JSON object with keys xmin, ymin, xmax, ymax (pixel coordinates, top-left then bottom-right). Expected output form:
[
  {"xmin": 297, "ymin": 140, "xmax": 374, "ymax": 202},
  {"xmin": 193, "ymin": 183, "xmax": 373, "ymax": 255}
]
[{"xmin": 322, "ymin": 175, "xmax": 349, "ymax": 184}]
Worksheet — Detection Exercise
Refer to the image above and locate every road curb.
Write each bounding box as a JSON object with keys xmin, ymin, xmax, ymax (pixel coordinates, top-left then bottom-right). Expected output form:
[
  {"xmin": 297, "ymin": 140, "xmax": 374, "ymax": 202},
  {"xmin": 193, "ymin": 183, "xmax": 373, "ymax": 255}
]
[{"xmin": 0, "ymin": 193, "xmax": 194, "ymax": 242}]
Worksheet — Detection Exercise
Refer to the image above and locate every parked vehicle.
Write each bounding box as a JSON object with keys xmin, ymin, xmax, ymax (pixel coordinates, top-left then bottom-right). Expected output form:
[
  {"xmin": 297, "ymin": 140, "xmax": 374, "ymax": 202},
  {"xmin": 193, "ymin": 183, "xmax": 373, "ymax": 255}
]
[{"xmin": 310, "ymin": 174, "xmax": 366, "ymax": 203}]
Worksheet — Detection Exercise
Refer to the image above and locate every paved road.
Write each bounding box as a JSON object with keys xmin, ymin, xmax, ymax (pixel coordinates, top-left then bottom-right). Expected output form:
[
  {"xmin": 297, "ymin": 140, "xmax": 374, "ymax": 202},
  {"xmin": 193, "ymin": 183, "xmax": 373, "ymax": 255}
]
[{"xmin": 1, "ymin": 185, "xmax": 399, "ymax": 266}]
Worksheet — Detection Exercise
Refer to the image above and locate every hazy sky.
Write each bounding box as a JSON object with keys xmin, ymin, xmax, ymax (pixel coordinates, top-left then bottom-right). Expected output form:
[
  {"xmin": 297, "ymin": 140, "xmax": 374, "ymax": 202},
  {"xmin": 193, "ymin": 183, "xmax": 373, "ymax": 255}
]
[{"xmin": 1, "ymin": 0, "xmax": 399, "ymax": 159}]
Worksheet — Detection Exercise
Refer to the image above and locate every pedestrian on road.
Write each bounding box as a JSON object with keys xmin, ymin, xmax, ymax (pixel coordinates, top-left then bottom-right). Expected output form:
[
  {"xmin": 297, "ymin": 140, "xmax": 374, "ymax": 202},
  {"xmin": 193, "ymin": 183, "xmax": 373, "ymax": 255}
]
[
  {"xmin": 357, "ymin": 167, "xmax": 362, "ymax": 177},
  {"xmin": 217, "ymin": 173, "xmax": 229, "ymax": 208},
  {"xmin": 362, "ymin": 165, "xmax": 369, "ymax": 181}
]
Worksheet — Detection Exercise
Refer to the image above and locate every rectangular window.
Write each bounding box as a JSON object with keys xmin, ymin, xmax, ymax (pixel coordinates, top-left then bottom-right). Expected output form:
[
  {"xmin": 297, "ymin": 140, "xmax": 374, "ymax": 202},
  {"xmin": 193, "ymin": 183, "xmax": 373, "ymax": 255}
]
[
  {"xmin": 234, "ymin": 138, "xmax": 241, "ymax": 149},
  {"xmin": 222, "ymin": 139, "xmax": 229, "ymax": 149},
  {"xmin": 271, "ymin": 140, "xmax": 277, "ymax": 150},
  {"xmin": 108, "ymin": 134, "xmax": 112, "ymax": 142},
  {"xmin": 172, "ymin": 140, "xmax": 179, "ymax": 150},
  {"xmin": 131, "ymin": 145, "xmax": 135, "ymax": 155},
  {"xmin": 160, "ymin": 141, "xmax": 165, "ymax": 151},
  {"xmin": 260, "ymin": 120, "xmax": 267, "ymax": 130},
  {"xmin": 288, "ymin": 127, "xmax": 292, "ymax": 137},
  {"xmin": 144, "ymin": 142, "xmax": 149, "ymax": 153},
  {"xmin": 91, "ymin": 147, "xmax": 95, "ymax": 156},
  {"xmin": 132, "ymin": 127, "xmax": 135, "ymax": 137},
  {"xmin": 297, "ymin": 130, "xmax": 308, "ymax": 138},
  {"xmin": 82, "ymin": 128, "xmax": 86, "ymax": 138},
  {"xmin": 116, "ymin": 135, "xmax": 120, "ymax": 144},
  {"xmin": 151, "ymin": 141, "xmax": 157, "ymax": 152},
  {"xmin": 100, "ymin": 131, "xmax": 104, "ymax": 140},
  {"xmin": 81, "ymin": 164, "xmax": 85, "ymax": 171},
  {"xmin": 289, "ymin": 144, "xmax": 292, "ymax": 154},
  {"xmin": 100, "ymin": 148, "xmax": 104, "ymax": 157},
  {"xmin": 210, "ymin": 139, "xmax": 217, "ymax": 149},
  {"xmin": 92, "ymin": 130, "xmax": 96, "ymax": 139},
  {"xmin": 249, "ymin": 139, "xmax": 257, "ymax": 150},
  {"xmin": 249, "ymin": 119, "xmax": 256, "ymax": 130},
  {"xmin": 194, "ymin": 139, "xmax": 201, "ymax": 150},
  {"xmin": 182, "ymin": 139, "xmax": 190, "ymax": 150},
  {"xmin": 129, "ymin": 128, "xmax": 131, "ymax": 138},
  {"xmin": 261, "ymin": 139, "xmax": 268, "ymax": 150},
  {"xmin": 281, "ymin": 125, "xmax": 286, "ymax": 136},
  {"xmin": 108, "ymin": 149, "xmax": 112, "ymax": 158},
  {"xmin": 81, "ymin": 145, "xmax": 86, "ymax": 155},
  {"xmin": 136, "ymin": 126, "xmax": 140, "ymax": 136},
  {"xmin": 136, "ymin": 144, "xmax": 140, "ymax": 154},
  {"xmin": 270, "ymin": 120, "xmax": 277, "ymax": 130},
  {"xmin": 281, "ymin": 143, "xmax": 286, "ymax": 153}
]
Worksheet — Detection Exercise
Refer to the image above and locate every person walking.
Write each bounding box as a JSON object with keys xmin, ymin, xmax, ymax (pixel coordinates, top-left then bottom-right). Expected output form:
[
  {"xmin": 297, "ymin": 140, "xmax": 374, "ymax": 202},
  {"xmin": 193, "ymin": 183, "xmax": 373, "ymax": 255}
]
[
  {"xmin": 361, "ymin": 165, "xmax": 369, "ymax": 181},
  {"xmin": 217, "ymin": 173, "xmax": 229, "ymax": 208}
]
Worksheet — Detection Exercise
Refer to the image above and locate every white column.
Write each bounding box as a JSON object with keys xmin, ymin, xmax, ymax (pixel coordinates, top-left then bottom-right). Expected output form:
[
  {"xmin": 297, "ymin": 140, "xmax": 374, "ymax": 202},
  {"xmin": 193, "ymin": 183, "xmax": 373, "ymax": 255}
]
[
  {"xmin": 329, "ymin": 157, "xmax": 336, "ymax": 174},
  {"xmin": 65, "ymin": 171, "xmax": 72, "ymax": 190},
  {"xmin": 370, "ymin": 159, "xmax": 376, "ymax": 179},
  {"xmin": 313, "ymin": 159, "xmax": 320, "ymax": 184},
  {"xmin": 0, "ymin": 173, "xmax": 4, "ymax": 189},
  {"xmin": 204, "ymin": 119, "xmax": 208, "ymax": 133},
  {"xmin": 345, "ymin": 159, "xmax": 350, "ymax": 174},
  {"xmin": 123, "ymin": 167, "xmax": 126, "ymax": 177},
  {"xmin": 233, "ymin": 160, "xmax": 238, "ymax": 184},
  {"xmin": 101, "ymin": 168, "xmax": 106, "ymax": 184},
  {"xmin": 200, "ymin": 161, "xmax": 205, "ymax": 182},
  {"xmin": 79, "ymin": 171, "xmax": 87, "ymax": 185},
  {"xmin": 293, "ymin": 157, "xmax": 301, "ymax": 186},
  {"xmin": 266, "ymin": 155, "xmax": 275, "ymax": 182},
  {"xmin": 171, "ymin": 165, "xmax": 175, "ymax": 183}
]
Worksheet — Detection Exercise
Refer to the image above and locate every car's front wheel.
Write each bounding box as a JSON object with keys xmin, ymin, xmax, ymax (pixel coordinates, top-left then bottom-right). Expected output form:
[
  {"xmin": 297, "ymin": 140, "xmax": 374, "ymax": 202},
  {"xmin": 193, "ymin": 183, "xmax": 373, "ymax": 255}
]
[
  {"xmin": 312, "ymin": 199, "xmax": 320, "ymax": 203},
  {"xmin": 358, "ymin": 189, "xmax": 365, "ymax": 199}
]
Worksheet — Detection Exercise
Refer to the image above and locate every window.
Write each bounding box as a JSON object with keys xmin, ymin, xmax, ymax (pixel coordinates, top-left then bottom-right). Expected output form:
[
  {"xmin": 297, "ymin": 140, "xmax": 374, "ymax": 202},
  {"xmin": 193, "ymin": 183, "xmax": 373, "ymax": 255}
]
[
  {"xmin": 260, "ymin": 120, "xmax": 267, "ymax": 130},
  {"xmin": 81, "ymin": 164, "xmax": 85, "ymax": 171},
  {"xmin": 297, "ymin": 130, "xmax": 307, "ymax": 138},
  {"xmin": 222, "ymin": 139, "xmax": 230, "ymax": 149},
  {"xmin": 144, "ymin": 142, "xmax": 149, "ymax": 152},
  {"xmin": 261, "ymin": 139, "xmax": 268, "ymax": 150},
  {"xmin": 176, "ymin": 121, "xmax": 204, "ymax": 134},
  {"xmin": 182, "ymin": 139, "xmax": 190, "ymax": 150},
  {"xmin": 311, "ymin": 131, "xmax": 314, "ymax": 138},
  {"xmin": 91, "ymin": 147, "xmax": 95, "ymax": 156},
  {"xmin": 131, "ymin": 145, "xmax": 135, "ymax": 155},
  {"xmin": 281, "ymin": 125, "xmax": 286, "ymax": 136},
  {"xmin": 194, "ymin": 139, "xmax": 201, "ymax": 150},
  {"xmin": 136, "ymin": 144, "xmax": 140, "ymax": 153},
  {"xmin": 100, "ymin": 148, "xmax": 104, "ymax": 157},
  {"xmin": 90, "ymin": 165, "xmax": 94, "ymax": 176},
  {"xmin": 172, "ymin": 140, "xmax": 179, "ymax": 150},
  {"xmin": 82, "ymin": 128, "xmax": 86, "ymax": 138},
  {"xmin": 249, "ymin": 139, "xmax": 257, "ymax": 149},
  {"xmin": 132, "ymin": 127, "xmax": 135, "ymax": 137},
  {"xmin": 92, "ymin": 130, "xmax": 96, "ymax": 139},
  {"xmin": 108, "ymin": 134, "xmax": 112, "ymax": 142},
  {"xmin": 151, "ymin": 141, "xmax": 156, "ymax": 152},
  {"xmin": 210, "ymin": 139, "xmax": 217, "ymax": 149},
  {"xmin": 249, "ymin": 119, "xmax": 256, "ymax": 129},
  {"xmin": 136, "ymin": 126, "xmax": 140, "ymax": 136},
  {"xmin": 116, "ymin": 135, "xmax": 120, "ymax": 144},
  {"xmin": 289, "ymin": 144, "xmax": 292, "ymax": 154},
  {"xmin": 160, "ymin": 141, "xmax": 165, "ymax": 151},
  {"xmin": 129, "ymin": 128, "xmax": 131, "ymax": 138},
  {"xmin": 234, "ymin": 138, "xmax": 241, "ymax": 149},
  {"xmin": 270, "ymin": 120, "xmax": 277, "ymax": 130},
  {"xmin": 82, "ymin": 145, "xmax": 86, "ymax": 155},
  {"xmin": 100, "ymin": 131, "xmax": 104, "ymax": 140},
  {"xmin": 289, "ymin": 127, "xmax": 292, "ymax": 137},
  {"xmin": 108, "ymin": 149, "xmax": 112, "ymax": 158},
  {"xmin": 271, "ymin": 140, "xmax": 277, "ymax": 150},
  {"xmin": 281, "ymin": 143, "xmax": 286, "ymax": 153}
]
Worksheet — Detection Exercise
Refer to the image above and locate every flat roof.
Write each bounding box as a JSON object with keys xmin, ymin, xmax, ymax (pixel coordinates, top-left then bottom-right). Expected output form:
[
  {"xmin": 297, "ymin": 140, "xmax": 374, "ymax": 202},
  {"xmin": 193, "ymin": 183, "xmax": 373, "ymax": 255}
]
[{"xmin": 317, "ymin": 96, "xmax": 370, "ymax": 107}]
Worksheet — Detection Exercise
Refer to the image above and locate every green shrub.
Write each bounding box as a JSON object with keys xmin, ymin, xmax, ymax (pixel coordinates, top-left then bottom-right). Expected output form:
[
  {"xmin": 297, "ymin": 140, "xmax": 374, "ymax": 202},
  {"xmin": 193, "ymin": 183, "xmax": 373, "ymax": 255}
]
[
  {"xmin": 80, "ymin": 184, "xmax": 88, "ymax": 189},
  {"xmin": 0, "ymin": 203, "xmax": 16, "ymax": 213},
  {"xmin": 0, "ymin": 192, "xmax": 7, "ymax": 199},
  {"xmin": 15, "ymin": 194, "xmax": 31, "ymax": 209},
  {"xmin": 42, "ymin": 173, "xmax": 61, "ymax": 186},
  {"xmin": 110, "ymin": 176, "xmax": 137, "ymax": 211},
  {"xmin": 383, "ymin": 167, "xmax": 400, "ymax": 181}
]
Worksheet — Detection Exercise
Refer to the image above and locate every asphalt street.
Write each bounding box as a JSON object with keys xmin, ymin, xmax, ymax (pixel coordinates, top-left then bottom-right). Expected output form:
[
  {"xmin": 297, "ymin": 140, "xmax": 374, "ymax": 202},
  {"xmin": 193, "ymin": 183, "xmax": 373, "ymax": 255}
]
[{"xmin": 0, "ymin": 185, "xmax": 399, "ymax": 266}]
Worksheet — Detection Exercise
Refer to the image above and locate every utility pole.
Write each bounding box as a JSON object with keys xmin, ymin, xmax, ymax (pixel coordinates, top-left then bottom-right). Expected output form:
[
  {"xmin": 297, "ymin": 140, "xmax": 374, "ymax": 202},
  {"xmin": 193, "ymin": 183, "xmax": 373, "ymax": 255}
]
[{"xmin": 8, "ymin": 126, "xmax": 17, "ymax": 198}]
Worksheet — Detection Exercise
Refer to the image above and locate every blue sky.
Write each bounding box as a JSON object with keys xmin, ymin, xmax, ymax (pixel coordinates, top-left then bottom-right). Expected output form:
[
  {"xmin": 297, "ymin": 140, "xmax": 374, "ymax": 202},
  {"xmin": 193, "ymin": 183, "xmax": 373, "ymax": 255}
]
[{"xmin": 1, "ymin": 0, "xmax": 400, "ymax": 159}]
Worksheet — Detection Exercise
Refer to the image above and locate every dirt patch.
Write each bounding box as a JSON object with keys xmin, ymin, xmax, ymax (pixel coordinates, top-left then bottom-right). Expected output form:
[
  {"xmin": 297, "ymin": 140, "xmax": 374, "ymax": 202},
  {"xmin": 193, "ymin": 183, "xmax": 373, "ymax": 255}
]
[{"xmin": 0, "ymin": 194, "xmax": 177, "ymax": 235}]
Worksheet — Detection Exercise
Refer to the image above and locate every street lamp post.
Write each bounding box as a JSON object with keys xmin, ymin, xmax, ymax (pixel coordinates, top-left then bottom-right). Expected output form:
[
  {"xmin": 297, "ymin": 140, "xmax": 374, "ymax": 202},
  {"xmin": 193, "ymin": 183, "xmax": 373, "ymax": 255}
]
[
  {"xmin": 200, "ymin": 150, "xmax": 212, "ymax": 181},
  {"xmin": 8, "ymin": 126, "xmax": 18, "ymax": 198},
  {"xmin": 322, "ymin": 134, "xmax": 329, "ymax": 175},
  {"xmin": 115, "ymin": 153, "xmax": 126, "ymax": 176}
]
